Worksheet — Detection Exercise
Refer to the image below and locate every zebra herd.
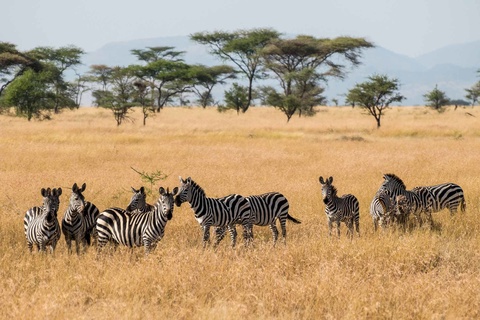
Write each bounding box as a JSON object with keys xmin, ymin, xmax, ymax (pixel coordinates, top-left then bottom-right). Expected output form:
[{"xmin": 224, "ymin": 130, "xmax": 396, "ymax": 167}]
[
  {"xmin": 22, "ymin": 176, "xmax": 301, "ymax": 255},
  {"xmin": 22, "ymin": 173, "xmax": 465, "ymax": 255}
]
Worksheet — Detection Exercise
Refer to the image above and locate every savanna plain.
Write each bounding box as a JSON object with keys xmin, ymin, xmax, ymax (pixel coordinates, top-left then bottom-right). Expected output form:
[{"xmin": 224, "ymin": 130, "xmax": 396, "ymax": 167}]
[{"xmin": 1, "ymin": 106, "xmax": 480, "ymax": 319}]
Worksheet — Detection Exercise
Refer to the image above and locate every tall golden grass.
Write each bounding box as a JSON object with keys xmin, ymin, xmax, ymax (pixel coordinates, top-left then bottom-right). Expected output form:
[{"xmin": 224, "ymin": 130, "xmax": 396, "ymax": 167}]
[{"xmin": 1, "ymin": 106, "xmax": 479, "ymax": 319}]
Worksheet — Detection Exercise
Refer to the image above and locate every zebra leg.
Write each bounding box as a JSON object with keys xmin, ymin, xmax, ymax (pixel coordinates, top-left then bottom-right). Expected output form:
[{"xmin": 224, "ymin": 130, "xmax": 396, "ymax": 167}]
[
  {"xmin": 280, "ymin": 219, "xmax": 287, "ymax": 246},
  {"xmin": 336, "ymin": 221, "xmax": 341, "ymax": 238},
  {"xmin": 373, "ymin": 217, "xmax": 378, "ymax": 232},
  {"xmin": 270, "ymin": 223, "xmax": 279, "ymax": 247},
  {"xmin": 27, "ymin": 241, "xmax": 33, "ymax": 253},
  {"xmin": 202, "ymin": 226, "xmax": 211, "ymax": 249},
  {"xmin": 214, "ymin": 226, "xmax": 227, "ymax": 244},
  {"xmin": 227, "ymin": 225, "xmax": 237, "ymax": 248},
  {"xmin": 328, "ymin": 220, "xmax": 333, "ymax": 237}
]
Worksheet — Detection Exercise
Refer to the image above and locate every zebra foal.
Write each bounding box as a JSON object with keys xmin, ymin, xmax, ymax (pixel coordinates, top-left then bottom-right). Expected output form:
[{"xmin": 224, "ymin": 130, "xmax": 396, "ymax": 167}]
[
  {"xmin": 174, "ymin": 176, "xmax": 252, "ymax": 248},
  {"xmin": 96, "ymin": 187, "xmax": 177, "ymax": 255},
  {"xmin": 319, "ymin": 176, "xmax": 360, "ymax": 238},
  {"xmin": 24, "ymin": 187, "xmax": 62, "ymax": 254}
]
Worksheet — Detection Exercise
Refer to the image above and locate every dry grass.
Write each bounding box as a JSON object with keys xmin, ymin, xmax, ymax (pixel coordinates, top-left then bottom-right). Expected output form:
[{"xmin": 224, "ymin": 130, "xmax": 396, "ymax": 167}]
[{"xmin": 1, "ymin": 106, "xmax": 480, "ymax": 319}]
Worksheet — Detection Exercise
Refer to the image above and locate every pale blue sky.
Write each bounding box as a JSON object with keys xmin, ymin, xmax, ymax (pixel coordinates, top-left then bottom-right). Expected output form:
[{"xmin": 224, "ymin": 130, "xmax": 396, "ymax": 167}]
[{"xmin": 2, "ymin": 0, "xmax": 479, "ymax": 57}]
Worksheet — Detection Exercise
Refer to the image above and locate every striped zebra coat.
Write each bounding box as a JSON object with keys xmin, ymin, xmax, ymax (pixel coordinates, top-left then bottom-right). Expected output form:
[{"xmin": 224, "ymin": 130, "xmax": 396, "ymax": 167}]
[
  {"xmin": 216, "ymin": 192, "xmax": 301, "ymax": 246},
  {"xmin": 174, "ymin": 176, "xmax": 252, "ymax": 248},
  {"xmin": 412, "ymin": 183, "xmax": 466, "ymax": 216},
  {"xmin": 61, "ymin": 183, "xmax": 99, "ymax": 254},
  {"xmin": 24, "ymin": 187, "xmax": 62, "ymax": 253},
  {"xmin": 319, "ymin": 176, "xmax": 360, "ymax": 238},
  {"xmin": 379, "ymin": 174, "xmax": 424, "ymax": 227},
  {"xmin": 370, "ymin": 188, "xmax": 395, "ymax": 231},
  {"xmin": 126, "ymin": 186, "xmax": 154, "ymax": 213},
  {"xmin": 96, "ymin": 187, "xmax": 177, "ymax": 254}
]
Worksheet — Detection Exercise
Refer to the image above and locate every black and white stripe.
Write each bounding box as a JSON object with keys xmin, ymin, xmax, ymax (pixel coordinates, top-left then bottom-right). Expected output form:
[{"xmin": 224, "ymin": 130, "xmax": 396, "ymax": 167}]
[
  {"xmin": 370, "ymin": 188, "xmax": 395, "ymax": 231},
  {"xmin": 379, "ymin": 174, "xmax": 424, "ymax": 227},
  {"xmin": 412, "ymin": 183, "xmax": 466, "ymax": 216},
  {"xmin": 62, "ymin": 183, "xmax": 87, "ymax": 254},
  {"xmin": 126, "ymin": 186, "xmax": 154, "ymax": 213},
  {"xmin": 319, "ymin": 176, "xmax": 360, "ymax": 238},
  {"xmin": 245, "ymin": 192, "xmax": 301, "ymax": 246},
  {"xmin": 24, "ymin": 188, "xmax": 62, "ymax": 253},
  {"xmin": 96, "ymin": 187, "xmax": 177, "ymax": 254},
  {"xmin": 174, "ymin": 176, "xmax": 252, "ymax": 248}
]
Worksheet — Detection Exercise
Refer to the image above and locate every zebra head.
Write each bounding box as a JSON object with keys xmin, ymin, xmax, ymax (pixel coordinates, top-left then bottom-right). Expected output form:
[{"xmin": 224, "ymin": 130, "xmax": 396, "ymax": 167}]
[
  {"xmin": 159, "ymin": 186, "xmax": 178, "ymax": 220},
  {"xmin": 50, "ymin": 187, "xmax": 62, "ymax": 216},
  {"xmin": 70, "ymin": 183, "xmax": 86, "ymax": 214},
  {"xmin": 319, "ymin": 176, "xmax": 335, "ymax": 204},
  {"xmin": 127, "ymin": 186, "xmax": 147, "ymax": 212},
  {"xmin": 175, "ymin": 176, "xmax": 192, "ymax": 207},
  {"xmin": 41, "ymin": 188, "xmax": 56, "ymax": 222},
  {"xmin": 381, "ymin": 173, "xmax": 406, "ymax": 194}
]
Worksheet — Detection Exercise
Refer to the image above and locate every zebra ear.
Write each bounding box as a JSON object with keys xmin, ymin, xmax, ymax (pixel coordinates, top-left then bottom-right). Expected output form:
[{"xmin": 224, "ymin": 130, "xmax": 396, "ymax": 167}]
[
  {"xmin": 57, "ymin": 188, "xmax": 63, "ymax": 196},
  {"xmin": 172, "ymin": 187, "xmax": 178, "ymax": 196},
  {"xmin": 81, "ymin": 183, "xmax": 86, "ymax": 192},
  {"xmin": 328, "ymin": 176, "xmax": 333, "ymax": 184},
  {"xmin": 72, "ymin": 183, "xmax": 78, "ymax": 192},
  {"xmin": 131, "ymin": 187, "xmax": 137, "ymax": 193},
  {"xmin": 140, "ymin": 186, "xmax": 145, "ymax": 194},
  {"xmin": 186, "ymin": 177, "xmax": 191, "ymax": 184},
  {"xmin": 319, "ymin": 176, "xmax": 325, "ymax": 184},
  {"xmin": 159, "ymin": 187, "xmax": 165, "ymax": 195},
  {"xmin": 41, "ymin": 188, "xmax": 48, "ymax": 197}
]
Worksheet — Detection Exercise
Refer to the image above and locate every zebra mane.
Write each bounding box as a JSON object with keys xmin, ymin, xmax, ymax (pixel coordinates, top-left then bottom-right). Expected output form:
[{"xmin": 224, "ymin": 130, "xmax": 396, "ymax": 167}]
[
  {"xmin": 384, "ymin": 173, "xmax": 406, "ymax": 189},
  {"xmin": 189, "ymin": 179, "xmax": 206, "ymax": 198},
  {"xmin": 330, "ymin": 185, "xmax": 338, "ymax": 197}
]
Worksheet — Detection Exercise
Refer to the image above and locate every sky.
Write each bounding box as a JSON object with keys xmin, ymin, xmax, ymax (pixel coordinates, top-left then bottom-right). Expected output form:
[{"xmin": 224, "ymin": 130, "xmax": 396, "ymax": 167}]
[{"xmin": 1, "ymin": 0, "xmax": 479, "ymax": 57}]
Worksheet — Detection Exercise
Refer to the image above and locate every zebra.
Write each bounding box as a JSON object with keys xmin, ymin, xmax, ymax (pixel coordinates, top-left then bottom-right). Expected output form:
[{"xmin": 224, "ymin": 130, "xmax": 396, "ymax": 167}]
[
  {"xmin": 319, "ymin": 176, "xmax": 360, "ymax": 238},
  {"xmin": 24, "ymin": 187, "xmax": 62, "ymax": 253},
  {"xmin": 174, "ymin": 176, "xmax": 252, "ymax": 248},
  {"xmin": 126, "ymin": 186, "xmax": 154, "ymax": 213},
  {"xmin": 412, "ymin": 183, "xmax": 466, "ymax": 217},
  {"xmin": 369, "ymin": 188, "xmax": 395, "ymax": 231},
  {"xmin": 61, "ymin": 183, "xmax": 100, "ymax": 253},
  {"xmin": 215, "ymin": 192, "xmax": 301, "ymax": 247},
  {"xmin": 379, "ymin": 174, "xmax": 424, "ymax": 227},
  {"xmin": 96, "ymin": 187, "xmax": 178, "ymax": 255}
]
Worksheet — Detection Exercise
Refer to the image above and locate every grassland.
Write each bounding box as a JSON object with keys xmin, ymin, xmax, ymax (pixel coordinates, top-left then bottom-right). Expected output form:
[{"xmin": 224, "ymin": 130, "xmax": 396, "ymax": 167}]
[{"xmin": 1, "ymin": 106, "xmax": 479, "ymax": 319}]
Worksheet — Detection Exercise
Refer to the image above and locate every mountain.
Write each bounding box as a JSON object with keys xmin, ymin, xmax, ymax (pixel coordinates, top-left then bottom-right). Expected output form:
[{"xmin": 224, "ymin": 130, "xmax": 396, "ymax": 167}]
[
  {"xmin": 416, "ymin": 40, "xmax": 480, "ymax": 69},
  {"xmin": 81, "ymin": 37, "xmax": 480, "ymax": 106}
]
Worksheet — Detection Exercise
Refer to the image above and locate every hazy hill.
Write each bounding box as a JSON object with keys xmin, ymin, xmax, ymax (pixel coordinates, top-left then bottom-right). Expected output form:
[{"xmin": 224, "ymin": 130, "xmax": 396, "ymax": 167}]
[{"xmin": 81, "ymin": 36, "xmax": 480, "ymax": 106}]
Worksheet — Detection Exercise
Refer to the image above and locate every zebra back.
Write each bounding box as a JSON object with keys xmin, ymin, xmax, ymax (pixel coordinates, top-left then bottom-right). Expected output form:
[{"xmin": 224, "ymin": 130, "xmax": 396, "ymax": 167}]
[{"xmin": 412, "ymin": 183, "xmax": 465, "ymax": 215}]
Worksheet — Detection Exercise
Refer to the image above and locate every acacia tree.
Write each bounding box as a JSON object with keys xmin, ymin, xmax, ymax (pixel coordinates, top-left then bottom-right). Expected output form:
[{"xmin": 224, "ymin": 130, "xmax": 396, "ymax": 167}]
[
  {"xmin": 0, "ymin": 42, "xmax": 42, "ymax": 97},
  {"xmin": 260, "ymin": 35, "xmax": 373, "ymax": 122},
  {"xmin": 1, "ymin": 69, "xmax": 55, "ymax": 120},
  {"xmin": 345, "ymin": 74, "xmax": 404, "ymax": 128},
  {"xmin": 191, "ymin": 28, "xmax": 281, "ymax": 113},
  {"xmin": 29, "ymin": 45, "xmax": 84, "ymax": 113},
  {"xmin": 130, "ymin": 46, "xmax": 195, "ymax": 112},
  {"xmin": 190, "ymin": 64, "xmax": 236, "ymax": 108},
  {"xmin": 424, "ymin": 84, "xmax": 450, "ymax": 112}
]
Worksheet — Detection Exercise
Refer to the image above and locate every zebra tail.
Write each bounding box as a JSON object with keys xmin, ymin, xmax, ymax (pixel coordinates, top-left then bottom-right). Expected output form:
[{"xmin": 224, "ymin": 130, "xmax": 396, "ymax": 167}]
[
  {"xmin": 287, "ymin": 214, "xmax": 301, "ymax": 224},
  {"xmin": 460, "ymin": 198, "xmax": 466, "ymax": 213}
]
